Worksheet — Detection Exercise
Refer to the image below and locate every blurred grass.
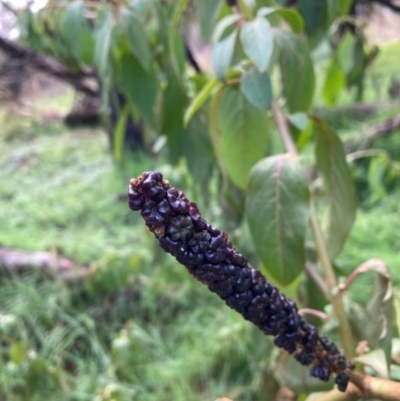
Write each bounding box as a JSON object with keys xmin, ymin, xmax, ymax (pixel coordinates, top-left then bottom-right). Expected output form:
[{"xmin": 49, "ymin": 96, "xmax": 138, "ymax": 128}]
[{"xmin": 0, "ymin": 111, "xmax": 272, "ymax": 401}]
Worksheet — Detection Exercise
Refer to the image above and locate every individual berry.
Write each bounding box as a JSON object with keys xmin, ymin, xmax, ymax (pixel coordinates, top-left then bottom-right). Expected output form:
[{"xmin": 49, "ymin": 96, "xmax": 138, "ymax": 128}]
[
  {"xmin": 337, "ymin": 355, "xmax": 347, "ymax": 371},
  {"xmin": 226, "ymin": 249, "xmax": 248, "ymax": 266},
  {"xmin": 188, "ymin": 202, "xmax": 201, "ymax": 221},
  {"xmin": 195, "ymin": 263, "xmax": 224, "ymax": 283},
  {"xmin": 310, "ymin": 365, "xmax": 331, "ymax": 382},
  {"xmin": 159, "ymin": 236, "xmax": 186, "ymax": 256},
  {"xmin": 141, "ymin": 199, "xmax": 171, "ymax": 225},
  {"xmin": 143, "ymin": 171, "xmax": 163, "ymax": 183},
  {"xmin": 166, "ymin": 188, "xmax": 189, "ymax": 214},
  {"xmin": 178, "ymin": 251, "xmax": 204, "ymax": 267},
  {"xmin": 188, "ymin": 231, "xmax": 210, "ymax": 253},
  {"xmin": 268, "ymin": 288, "xmax": 283, "ymax": 314},
  {"xmin": 250, "ymin": 268, "xmax": 263, "ymax": 282},
  {"xmin": 295, "ymin": 351, "xmax": 316, "ymax": 366},
  {"xmin": 335, "ymin": 372, "xmax": 349, "ymax": 392},
  {"xmin": 263, "ymin": 321, "xmax": 280, "ymax": 336},
  {"xmin": 167, "ymin": 215, "xmax": 193, "ymax": 241},
  {"xmin": 302, "ymin": 328, "xmax": 318, "ymax": 353},
  {"xmin": 205, "ymin": 233, "xmax": 228, "ymax": 263},
  {"xmin": 234, "ymin": 275, "xmax": 252, "ymax": 292},
  {"xmin": 226, "ymin": 290, "xmax": 253, "ymax": 308},
  {"xmin": 223, "ymin": 263, "xmax": 240, "ymax": 277},
  {"xmin": 143, "ymin": 183, "xmax": 166, "ymax": 201},
  {"xmin": 128, "ymin": 185, "xmax": 144, "ymax": 210}
]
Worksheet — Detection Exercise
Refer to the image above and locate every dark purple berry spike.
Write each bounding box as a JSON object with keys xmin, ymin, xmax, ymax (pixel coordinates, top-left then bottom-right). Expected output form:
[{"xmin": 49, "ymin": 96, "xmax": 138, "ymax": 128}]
[{"xmin": 128, "ymin": 171, "xmax": 355, "ymax": 392}]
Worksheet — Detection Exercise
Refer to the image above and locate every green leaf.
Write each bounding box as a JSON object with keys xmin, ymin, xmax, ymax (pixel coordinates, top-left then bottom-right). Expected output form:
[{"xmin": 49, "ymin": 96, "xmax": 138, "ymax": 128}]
[
  {"xmin": 275, "ymin": 8, "xmax": 304, "ymax": 34},
  {"xmin": 168, "ymin": 27, "xmax": 186, "ymax": 79},
  {"xmin": 94, "ymin": 7, "xmax": 113, "ymax": 78},
  {"xmin": 364, "ymin": 260, "xmax": 393, "ymax": 367},
  {"xmin": 355, "ymin": 349, "xmax": 389, "ymax": 379},
  {"xmin": 240, "ymin": 17, "xmax": 273, "ymax": 72},
  {"xmin": 182, "ymin": 116, "xmax": 214, "ymax": 185},
  {"xmin": 218, "ymin": 86, "xmax": 270, "ymax": 189},
  {"xmin": 274, "ymin": 29, "xmax": 315, "ymax": 112},
  {"xmin": 212, "ymin": 29, "xmax": 238, "ymax": 81},
  {"xmin": 161, "ymin": 64, "xmax": 188, "ymax": 162},
  {"xmin": 338, "ymin": 0, "xmax": 353, "ymax": 15},
  {"xmin": 323, "ymin": 58, "xmax": 346, "ymax": 106},
  {"xmin": 240, "ymin": 67, "xmax": 273, "ymax": 110},
  {"xmin": 184, "ymin": 78, "xmax": 220, "ymax": 126},
  {"xmin": 113, "ymin": 104, "xmax": 130, "ymax": 165},
  {"xmin": 171, "ymin": 0, "xmax": 190, "ymax": 29},
  {"xmin": 246, "ymin": 154, "xmax": 310, "ymax": 285},
  {"xmin": 121, "ymin": 9, "xmax": 151, "ymax": 70},
  {"xmin": 257, "ymin": 7, "xmax": 304, "ymax": 34},
  {"xmin": 60, "ymin": 1, "xmax": 94, "ymax": 65},
  {"xmin": 209, "ymin": 86, "xmax": 226, "ymax": 175},
  {"xmin": 288, "ymin": 113, "xmax": 308, "ymax": 131},
  {"xmin": 10, "ymin": 342, "xmax": 27, "ymax": 365},
  {"xmin": 337, "ymin": 31, "xmax": 357, "ymax": 74},
  {"xmin": 119, "ymin": 52, "xmax": 157, "ymax": 124},
  {"xmin": 313, "ymin": 118, "xmax": 357, "ymax": 260},
  {"xmin": 212, "ymin": 14, "xmax": 241, "ymax": 43},
  {"xmin": 298, "ymin": 0, "xmax": 328, "ymax": 35},
  {"xmin": 194, "ymin": 0, "xmax": 223, "ymax": 43}
]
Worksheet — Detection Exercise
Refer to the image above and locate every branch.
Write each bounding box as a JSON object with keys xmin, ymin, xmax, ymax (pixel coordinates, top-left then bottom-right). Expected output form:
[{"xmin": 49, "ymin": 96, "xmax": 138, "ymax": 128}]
[
  {"xmin": 358, "ymin": 114, "xmax": 400, "ymax": 150},
  {"xmin": 0, "ymin": 247, "xmax": 87, "ymax": 282},
  {"xmin": 371, "ymin": 0, "xmax": 400, "ymax": 12},
  {"xmin": 0, "ymin": 35, "xmax": 99, "ymax": 97},
  {"xmin": 311, "ymin": 372, "xmax": 400, "ymax": 401}
]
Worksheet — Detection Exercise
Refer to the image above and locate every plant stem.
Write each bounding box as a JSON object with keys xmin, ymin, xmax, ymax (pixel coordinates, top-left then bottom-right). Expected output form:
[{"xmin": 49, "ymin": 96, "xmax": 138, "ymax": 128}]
[
  {"xmin": 309, "ymin": 201, "xmax": 355, "ymax": 358},
  {"xmin": 271, "ymin": 102, "xmax": 298, "ymax": 155},
  {"xmin": 271, "ymin": 101, "xmax": 355, "ymax": 358},
  {"xmin": 310, "ymin": 373, "xmax": 400, "ymax": 401}
]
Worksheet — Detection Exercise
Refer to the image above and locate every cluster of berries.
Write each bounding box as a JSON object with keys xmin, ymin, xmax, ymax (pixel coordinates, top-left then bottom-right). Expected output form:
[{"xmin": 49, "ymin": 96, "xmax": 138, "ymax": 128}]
[{"xmin": 128, "ymin": 171, "xmax": 354, "ymax": 392}]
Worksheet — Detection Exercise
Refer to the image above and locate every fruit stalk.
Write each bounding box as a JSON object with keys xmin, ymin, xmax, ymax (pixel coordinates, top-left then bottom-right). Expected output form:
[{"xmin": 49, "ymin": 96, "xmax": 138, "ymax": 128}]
[{"xmin": 128, "ymin": 171, "xmax": 354, "ymax": 391}]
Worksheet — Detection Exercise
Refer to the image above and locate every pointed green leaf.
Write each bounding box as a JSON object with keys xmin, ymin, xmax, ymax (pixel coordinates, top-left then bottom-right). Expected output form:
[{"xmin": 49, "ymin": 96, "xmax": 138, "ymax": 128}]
[
  {"xmin": 212, "ymin": 14, "xmax": 241, "ymax": 43},
  {"xmin": 218, "ymin": 86, "xmax": 270, "ymax": 189},
  {"xmin": 61, "ymin": 1, "xmax": 94, "ymax": 65},
  {"xmin": 364, "ymin": 260, "xmax": 393, "ymax": 368},
  {"xmin": 275, "ymin": 8, "xmax": 304, "ymax": 34},
  {"xmin": 323, "ymin": 58, "xmax": 346, "ymax": 106},
  {"xmin": 288, "ymin": 113, "xmax": 308, "ymax": 131},
  {"xmin": 94, "ymin": 8, "xmax": 113, "ymax": 78},
  {"xmin": 160, "ymin": 64, "xmax": 188, "ymax": 163},
  {"xmin": 258, "ymin": 7, "xmax": 305, "ymax": 34},
  {"xmin": 184, "ymin": 78, "xmax": 220, "ymax": 126},
  {"xmin": 246, "ymin": 154, "xmax": 310, "ymax": 285},
  {"xmin": 113, "ymin": 104, "xmax": 130, "ymax": 165},
  {"xmin": 212, "ymin": 29, "xmax": 238, "ymax": 81},
  {"xmin": 240, "ymin": 17, "xmax": 273, "ymax": 72},
  {"xmin": 209, "ymin": 86, "xmax": 226, "ymax": 176},
  {"xmin": 194, "ymin": 0, "xmax": 223, "ymax": 43},
  {"xmin": 274, "ymin": 29, "xmax": 315, "ymax": 112},
  {"xmin": 121, "ymin": 9, "xmax": 151, "ymax": 70},
  {"xmin": 355, "ymin": 349, "xmax": 389, "ymax": 379},
  {"xmin": 313, "ymin": 118, "xmax": 357, "ymax": 260},
  {"xmin": 119, "ymin": 53, "xmax": 157, "ymax": 124},
  {"xmin": 182, "ymin": 116, "xmax": 214, "ymax": 185},
  {"xmin": 298, "ymin": 0, "xmax": 328, "ymax": 35},
  {"xmin": 240, "ymin": 67, "xmax": 272, "ymax": 110}
]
